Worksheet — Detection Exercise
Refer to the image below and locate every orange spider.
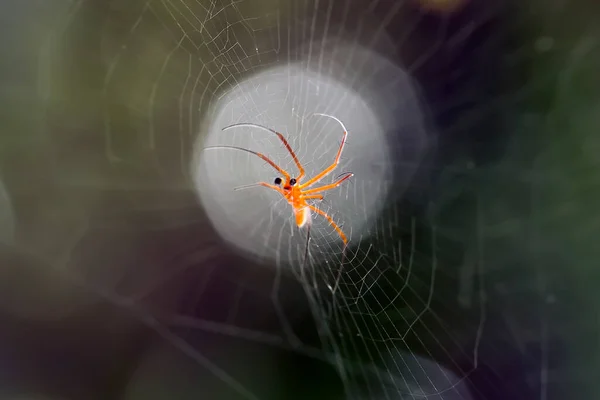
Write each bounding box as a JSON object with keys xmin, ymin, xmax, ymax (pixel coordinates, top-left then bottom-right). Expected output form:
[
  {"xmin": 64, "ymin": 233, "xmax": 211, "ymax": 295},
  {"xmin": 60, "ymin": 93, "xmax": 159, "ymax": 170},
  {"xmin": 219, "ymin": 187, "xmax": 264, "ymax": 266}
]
[{"xmin": 204, "ymin": 113, "xmax": 353, "ymax": 245}]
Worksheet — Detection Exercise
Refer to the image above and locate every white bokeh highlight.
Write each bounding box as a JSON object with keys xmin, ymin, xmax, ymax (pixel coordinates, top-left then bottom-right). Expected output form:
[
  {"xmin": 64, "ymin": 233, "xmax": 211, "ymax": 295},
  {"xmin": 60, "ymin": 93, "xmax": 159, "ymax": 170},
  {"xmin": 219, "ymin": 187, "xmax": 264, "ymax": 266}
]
[{"xmin": 192, "ymin": 40, "xmax": 430, "ymax": 266}]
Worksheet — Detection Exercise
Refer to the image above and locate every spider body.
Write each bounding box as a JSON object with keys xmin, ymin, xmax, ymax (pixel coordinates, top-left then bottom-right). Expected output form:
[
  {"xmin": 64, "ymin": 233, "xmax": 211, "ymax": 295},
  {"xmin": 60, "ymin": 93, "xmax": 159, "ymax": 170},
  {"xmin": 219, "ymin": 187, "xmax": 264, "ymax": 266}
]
[
  {"xmin": 274, "ymin": 174, "xmax": 314, "ymax": 229},
  {"xmin": 204, "ymin": 113, "xmax": 352, "ymax": 245}
]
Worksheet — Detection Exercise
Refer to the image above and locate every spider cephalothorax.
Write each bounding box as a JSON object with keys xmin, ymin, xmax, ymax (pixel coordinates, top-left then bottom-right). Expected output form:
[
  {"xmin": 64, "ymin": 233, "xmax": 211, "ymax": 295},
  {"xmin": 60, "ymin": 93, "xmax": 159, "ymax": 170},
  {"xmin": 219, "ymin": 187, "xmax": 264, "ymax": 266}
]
[
  {"xmin": 275, "ymin": 176, "xmax": 298, "ymax": 191},
  {"xmin": 204, "ymin": 113, "xmax": 353, "ymax": 244}
]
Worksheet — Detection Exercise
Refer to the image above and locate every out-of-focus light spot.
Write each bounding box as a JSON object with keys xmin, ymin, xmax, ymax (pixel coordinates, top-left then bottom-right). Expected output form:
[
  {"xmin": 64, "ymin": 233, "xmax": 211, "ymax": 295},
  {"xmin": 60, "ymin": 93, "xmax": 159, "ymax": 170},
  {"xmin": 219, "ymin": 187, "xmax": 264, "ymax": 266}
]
[
  {"xmin": 191, "ymin": 40, "xmax": 429, "ymax": 266},
  {"xmin": 193, "ymin": 63, "xmax": 389, "ymax": 263}
]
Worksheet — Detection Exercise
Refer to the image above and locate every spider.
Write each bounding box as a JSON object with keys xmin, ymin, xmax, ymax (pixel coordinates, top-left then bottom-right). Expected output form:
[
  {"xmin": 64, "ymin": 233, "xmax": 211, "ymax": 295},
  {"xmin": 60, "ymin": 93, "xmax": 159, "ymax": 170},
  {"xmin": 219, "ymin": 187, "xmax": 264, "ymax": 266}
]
[{"xmin": 204, "ymin": 113, "xmax": 353, "ymax": 245}]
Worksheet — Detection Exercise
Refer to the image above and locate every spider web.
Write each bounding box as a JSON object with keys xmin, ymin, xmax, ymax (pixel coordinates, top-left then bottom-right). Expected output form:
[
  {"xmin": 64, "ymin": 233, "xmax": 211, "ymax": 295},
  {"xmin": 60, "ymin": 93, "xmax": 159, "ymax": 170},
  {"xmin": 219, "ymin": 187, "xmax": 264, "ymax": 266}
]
[{"xmin": 4, "ymin": 0, "xmax": 585, "ymax": 399}]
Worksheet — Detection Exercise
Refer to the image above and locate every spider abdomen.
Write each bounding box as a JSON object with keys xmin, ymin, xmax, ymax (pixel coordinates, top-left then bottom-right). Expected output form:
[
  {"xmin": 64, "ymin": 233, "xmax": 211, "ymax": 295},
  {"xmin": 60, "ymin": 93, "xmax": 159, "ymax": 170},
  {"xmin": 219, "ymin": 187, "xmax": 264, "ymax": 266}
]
[{"xmin": 294, "ymin": 206, "xmax": 311, "ymax": 228}]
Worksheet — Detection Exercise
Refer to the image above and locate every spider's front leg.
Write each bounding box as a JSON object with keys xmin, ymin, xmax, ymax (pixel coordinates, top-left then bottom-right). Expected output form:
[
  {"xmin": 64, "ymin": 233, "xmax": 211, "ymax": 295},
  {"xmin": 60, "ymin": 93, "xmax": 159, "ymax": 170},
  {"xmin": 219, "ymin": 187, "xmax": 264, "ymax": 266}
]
[{"xmin": 234, "ymin": 181, "xmax": 286, "ymax": 197}]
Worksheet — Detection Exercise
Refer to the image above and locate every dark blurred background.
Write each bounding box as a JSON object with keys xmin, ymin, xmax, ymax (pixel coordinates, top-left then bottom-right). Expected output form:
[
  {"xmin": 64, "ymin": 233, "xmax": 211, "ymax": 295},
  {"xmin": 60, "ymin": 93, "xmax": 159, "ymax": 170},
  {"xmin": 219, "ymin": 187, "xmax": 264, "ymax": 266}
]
[{"xmin": 0, "ymin": 0, "xmax": 598, "ymax": 399}]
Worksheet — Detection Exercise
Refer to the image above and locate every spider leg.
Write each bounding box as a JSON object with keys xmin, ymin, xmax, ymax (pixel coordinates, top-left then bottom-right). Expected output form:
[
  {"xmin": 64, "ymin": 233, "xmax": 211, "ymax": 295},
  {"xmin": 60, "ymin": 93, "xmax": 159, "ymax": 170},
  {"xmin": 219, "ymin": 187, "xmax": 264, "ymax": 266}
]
[
  {"xmin": 222, "ymin": 123, "xmax": 305, "ymax": 180},
  {"xmin": 203, "ymin": 145, "xmax": 290, "ymax": 182},
  {"xmin": 307, "ymin": 204, "xmax": 347, "ymax": 245},
  {"xmin": 303, "ymin": 194, "xmax": 324, "ymax": 200},
  {"xmin": 299, "ymin": 113, "xmax": 348, "ymax": 189},
  {"xmin": 302, "ymin": 172, "xmax": 353, "ymax": 195},
  {"xmin": 234, "ymin": 181, "xmax": 287, "ymax": 196}
]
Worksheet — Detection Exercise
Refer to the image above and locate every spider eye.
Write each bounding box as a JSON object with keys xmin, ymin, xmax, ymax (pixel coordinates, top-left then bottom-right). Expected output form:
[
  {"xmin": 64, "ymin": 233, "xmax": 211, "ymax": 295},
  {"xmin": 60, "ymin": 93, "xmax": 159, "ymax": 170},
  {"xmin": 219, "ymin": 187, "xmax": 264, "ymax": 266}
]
[
  {"xmin": 290, "ymin": 178, "xmax": 297, "ymax": 186},
  {"xmin": 274, "ymin": 177, "xmax": 282, "ymax": 185}
]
